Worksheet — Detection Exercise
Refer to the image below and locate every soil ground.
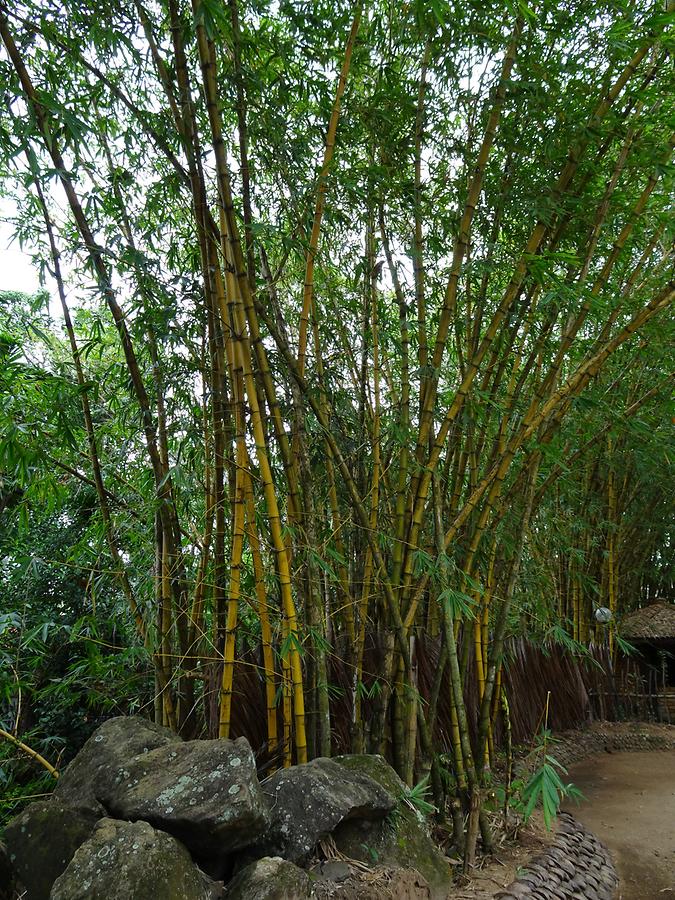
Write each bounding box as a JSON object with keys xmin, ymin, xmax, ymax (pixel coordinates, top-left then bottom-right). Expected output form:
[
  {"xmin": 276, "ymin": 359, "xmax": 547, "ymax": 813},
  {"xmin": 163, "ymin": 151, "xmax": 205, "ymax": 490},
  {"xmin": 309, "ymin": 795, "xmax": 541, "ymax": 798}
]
[
  {"xmin": 445, "ymin": 813, "xmax": 553, "ymax": 899},
  {"xmin": 308, "ymin": 814, "xmax": 554, "ymax": 900},
  {"xmin": 563, "ymin": 750, "xmax": 675, "ymax": 899}
]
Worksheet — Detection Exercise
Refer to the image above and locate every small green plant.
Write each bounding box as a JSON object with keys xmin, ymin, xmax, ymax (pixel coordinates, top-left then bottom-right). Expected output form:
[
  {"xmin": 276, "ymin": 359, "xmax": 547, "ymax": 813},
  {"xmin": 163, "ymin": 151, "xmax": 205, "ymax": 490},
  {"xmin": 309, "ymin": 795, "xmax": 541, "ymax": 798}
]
[
  {"xmin": 492, "ymin": 736, "xmax": 582, "ymax": 829},
  {"xmin": 386, "ymin": 773, "xmax": 437, "ymax": 834},
  {"xmin": 356, "ymin": 679, "xmax": 382, "ymax": 700},
  {"xmin": 493, "ymin": 693, "xmax": 583, "ymax": 830},
  {"xmin": 402, "ymin": 774, "xmax": 437, "ymax": 821},
  {"xmin": 360, "ymin": 842, "xmax": 379, "ymax": 863},
  {"xmin": 521, "ymin": 734, "xmax": 583, "ymax": 829},
  {"xmin": 524, "ymin": 692, "xmax": 583, "ymax": 829}
]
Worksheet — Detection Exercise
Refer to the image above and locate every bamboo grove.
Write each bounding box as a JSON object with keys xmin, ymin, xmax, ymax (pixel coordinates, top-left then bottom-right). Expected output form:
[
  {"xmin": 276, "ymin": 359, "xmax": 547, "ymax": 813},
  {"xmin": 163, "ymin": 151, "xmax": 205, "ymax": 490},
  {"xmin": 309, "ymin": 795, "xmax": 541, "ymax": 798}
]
[{"xmin": 0, "ymin": 0, "xmax": 673, "ymax": 860}]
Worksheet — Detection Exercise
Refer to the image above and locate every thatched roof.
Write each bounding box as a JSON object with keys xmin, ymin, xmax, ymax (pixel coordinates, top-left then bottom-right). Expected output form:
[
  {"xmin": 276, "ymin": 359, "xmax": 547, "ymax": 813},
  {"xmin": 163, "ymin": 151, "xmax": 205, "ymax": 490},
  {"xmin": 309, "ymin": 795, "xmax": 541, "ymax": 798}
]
[{"xmin": 621, "ymin": 601, "xmax": 675, "ymax": 640}]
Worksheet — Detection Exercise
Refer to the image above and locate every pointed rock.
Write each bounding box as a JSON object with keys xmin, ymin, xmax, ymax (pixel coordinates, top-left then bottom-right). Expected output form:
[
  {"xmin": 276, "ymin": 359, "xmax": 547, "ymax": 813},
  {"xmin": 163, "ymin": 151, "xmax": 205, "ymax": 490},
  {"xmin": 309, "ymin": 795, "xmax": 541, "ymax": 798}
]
[
  {"xmin": 53, "ymin": 716, "xmax": 180, "ymax": 817},
  {"xmin": 100, "ymin": 736, "xmax": 269, "ymax": 856}
]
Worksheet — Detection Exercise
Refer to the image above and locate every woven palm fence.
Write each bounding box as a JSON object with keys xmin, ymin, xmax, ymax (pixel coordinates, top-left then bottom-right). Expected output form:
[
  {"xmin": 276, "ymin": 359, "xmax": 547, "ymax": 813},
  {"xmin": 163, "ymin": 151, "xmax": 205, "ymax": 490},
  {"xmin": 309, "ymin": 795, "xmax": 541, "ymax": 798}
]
[{"xmin": 215, "ymin": 631, "xmax": 659, "ymax": 764}]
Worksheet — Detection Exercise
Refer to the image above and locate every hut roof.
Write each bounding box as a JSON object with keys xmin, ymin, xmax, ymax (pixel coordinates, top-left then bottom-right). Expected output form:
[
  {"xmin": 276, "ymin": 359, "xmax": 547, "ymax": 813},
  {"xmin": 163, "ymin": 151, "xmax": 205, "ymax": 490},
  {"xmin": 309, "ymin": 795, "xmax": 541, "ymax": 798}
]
[{"xmin": 621, "ymin": 601, "xmax": 675, "ymax": 640}]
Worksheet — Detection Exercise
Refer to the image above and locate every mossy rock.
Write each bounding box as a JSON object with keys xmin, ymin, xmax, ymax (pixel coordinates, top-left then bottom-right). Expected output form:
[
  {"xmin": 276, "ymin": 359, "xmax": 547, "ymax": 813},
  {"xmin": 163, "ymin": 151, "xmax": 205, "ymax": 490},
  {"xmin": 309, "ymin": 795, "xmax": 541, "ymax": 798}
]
[
  {"xmin": 50, "ymin": 818, "xmax": 217, "ymax": 900},
  {"xmin": 4, "ymin": 799, "xmax": 97, "ymax": 900},
  {"xmin": 251, "ymin": 757, "xmax": 395, "ymax": 863},
  {"xmin": 224, "ymin": 857, "xmax": 311, "ymax": 899},
  {"xmin": 333, "ymin": 756, "xmax": 450, "ymax": 900}
]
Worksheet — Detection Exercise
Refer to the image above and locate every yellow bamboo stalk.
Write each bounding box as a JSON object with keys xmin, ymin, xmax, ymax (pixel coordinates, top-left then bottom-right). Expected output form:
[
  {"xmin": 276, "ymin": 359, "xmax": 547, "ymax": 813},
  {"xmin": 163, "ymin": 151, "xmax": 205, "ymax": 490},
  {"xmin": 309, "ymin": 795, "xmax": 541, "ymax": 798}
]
[
  {"xmin": 244, "ymin": 465, "xmax": 279, "ymax": 753},
  {"xmin": 474, "ymin": 618, "xmax": 486, "ymax": 706},
  {"xmin": 0, "ymin": 729, "xmax": 59, "ymax": 779},
  {"xmin": 212, "ymin": 240, "xmax": 292, "ymax": 756},
  {"xmin": 226, "ymin": 265, "xmax": 308, "ymax": 762},
  {"xmin": 482, "ymin": 540, "xmax": 497, "ymax": 664},
  {"xmin": 449, "ymin": 700, "xmax": 465, "ymax": 788},
  {"xmin": 190, "ymin": 12, "xmax": 308, "ymax": 761},
  {"xmin": 280, "ymin": 617, "xmax": 293, "ymax": 767},
  {"xmin": 207, "ymin": 244, "xmax": 244, "ymax": 741},
  {"xmin": 219, "ymin": 436, "xmax": 246, "ymax": 739}
]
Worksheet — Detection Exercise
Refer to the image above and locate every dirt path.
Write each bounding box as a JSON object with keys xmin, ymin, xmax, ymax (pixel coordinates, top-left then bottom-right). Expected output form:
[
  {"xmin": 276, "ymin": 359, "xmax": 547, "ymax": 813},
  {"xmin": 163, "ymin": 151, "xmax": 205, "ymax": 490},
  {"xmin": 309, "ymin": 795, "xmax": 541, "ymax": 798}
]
[{"xmin": 563, "ymin": 750, "xmax": 675, "ymax": 900}]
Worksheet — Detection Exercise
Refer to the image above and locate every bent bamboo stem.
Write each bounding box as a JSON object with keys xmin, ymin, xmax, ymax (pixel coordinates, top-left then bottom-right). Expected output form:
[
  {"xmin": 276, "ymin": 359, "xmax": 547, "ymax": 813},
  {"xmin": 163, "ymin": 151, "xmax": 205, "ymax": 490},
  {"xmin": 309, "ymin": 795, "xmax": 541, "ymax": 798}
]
[{"xmin": 0, "ymin": 729, "xmax": 59, "ymax": 779}]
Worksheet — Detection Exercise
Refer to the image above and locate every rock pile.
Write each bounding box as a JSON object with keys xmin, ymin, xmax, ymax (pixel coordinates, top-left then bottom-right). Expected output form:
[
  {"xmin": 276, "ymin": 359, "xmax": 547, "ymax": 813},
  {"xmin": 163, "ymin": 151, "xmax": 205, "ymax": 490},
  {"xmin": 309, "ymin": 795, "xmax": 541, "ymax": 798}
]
[{"xmin": 3, "ymin": 716, "xmax": 450, "ymax": 900}]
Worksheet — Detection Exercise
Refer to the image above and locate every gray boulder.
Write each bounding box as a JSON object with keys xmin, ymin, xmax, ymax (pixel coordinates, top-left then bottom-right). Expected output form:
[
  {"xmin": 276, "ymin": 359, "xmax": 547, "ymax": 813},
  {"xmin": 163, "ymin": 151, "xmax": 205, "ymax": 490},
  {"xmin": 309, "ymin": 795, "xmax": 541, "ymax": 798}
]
[
  {"xmin": 0, "ymin": 841, "xmax": 16, "ymax": 900},
  {"xmin": 50, "ymin": 818, "xmax": 217, "ymax": 900},
  {"xmin": 54, "ymin": 716, "xmax": 180, "ymax": 816},
  {"xmin": 100, "ymin": 736, "xmax": 269, "ymax": 856},
  {"xmin": 252, "ymin": 757, "xmax": 396, "ymax": 863},
  {"xmin": 224, "ymin": 857, "xmax": 311, "ymax": 899},
  {"xmin": 332, "ymin": 756, "xmax": 450, "ymax": 900},
  {"xmin": 4, "ymin": 799, "xmax": 97, "ymax": 900}
]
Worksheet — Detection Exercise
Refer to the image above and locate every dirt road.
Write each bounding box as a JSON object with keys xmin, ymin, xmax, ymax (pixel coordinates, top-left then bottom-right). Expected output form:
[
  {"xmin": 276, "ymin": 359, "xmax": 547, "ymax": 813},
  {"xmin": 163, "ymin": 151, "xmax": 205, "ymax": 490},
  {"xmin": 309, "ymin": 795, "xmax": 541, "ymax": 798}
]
[{"xmin": 563, "ymin": 750, "xmax": 675, "ymax": 899}]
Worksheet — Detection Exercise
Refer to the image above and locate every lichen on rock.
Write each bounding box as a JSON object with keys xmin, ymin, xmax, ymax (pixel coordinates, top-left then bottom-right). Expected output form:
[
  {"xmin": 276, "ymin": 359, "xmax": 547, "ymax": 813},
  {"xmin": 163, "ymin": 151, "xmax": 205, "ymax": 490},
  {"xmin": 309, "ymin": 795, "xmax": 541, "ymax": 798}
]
[
  {"xmin": 99, "ymin": 736, "xmax": 270, "ymax": 856},
  {"xmin": 53, "ymin": 716, "xmax": 180, "ymax": 817},
  {"xmin": 3, "ymin": 799, "xmax": 97, "ymax": 900},
  {"xmin": 49, "ymin": 818, "xmax": 218, "ymax": 900},
  {"xmin": 224, "ymin": 856, "xmax": 311, "ymax": 899},
  {"xmin": 250, "ymin": 756, "xmax": 396, "ymax": 864}
]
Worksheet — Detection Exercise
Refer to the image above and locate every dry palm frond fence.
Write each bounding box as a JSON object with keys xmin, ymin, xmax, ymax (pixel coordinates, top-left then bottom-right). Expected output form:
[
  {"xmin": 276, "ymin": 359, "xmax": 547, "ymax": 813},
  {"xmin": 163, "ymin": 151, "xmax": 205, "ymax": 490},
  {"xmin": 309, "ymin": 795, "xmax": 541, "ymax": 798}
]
[
  {"xmin": 579, "ymin": 643, "xmax": 667, "ymax": 723},
  {"xmin": 209, "ymin": 634, "xmax": 659, "ymax": 764}
]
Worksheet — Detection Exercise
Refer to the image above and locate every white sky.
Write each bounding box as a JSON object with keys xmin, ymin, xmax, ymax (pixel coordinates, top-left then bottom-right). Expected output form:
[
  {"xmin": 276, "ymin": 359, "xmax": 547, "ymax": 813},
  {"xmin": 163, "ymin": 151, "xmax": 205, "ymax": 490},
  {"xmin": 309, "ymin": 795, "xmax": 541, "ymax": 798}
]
[{"xmin": 0, "ymin": 200, "xmax": 41, "ymax": 295}]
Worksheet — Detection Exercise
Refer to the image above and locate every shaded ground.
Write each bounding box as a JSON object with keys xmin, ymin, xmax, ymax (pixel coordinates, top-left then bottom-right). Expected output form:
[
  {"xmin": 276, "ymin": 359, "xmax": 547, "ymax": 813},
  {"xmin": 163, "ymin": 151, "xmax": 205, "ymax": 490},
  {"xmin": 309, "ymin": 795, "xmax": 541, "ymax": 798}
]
[
  {"xmin": 447, "ymin": 814, "xmax": 554, "ymax": 899},
  {"xmin": 306, "ymin": 811, "xmax": 555, "ymax": 900},
  {"xmin": 563, "ymin": 750, "xmax": 675, "ymax": 899}
]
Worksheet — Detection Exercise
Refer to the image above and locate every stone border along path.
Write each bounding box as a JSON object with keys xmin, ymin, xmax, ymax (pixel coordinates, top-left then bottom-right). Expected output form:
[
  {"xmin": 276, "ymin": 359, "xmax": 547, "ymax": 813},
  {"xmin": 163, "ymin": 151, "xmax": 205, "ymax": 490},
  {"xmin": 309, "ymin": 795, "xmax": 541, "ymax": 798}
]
[
  {"xmin": 495, "ymin": 723, "xmax": 675, "ymax": 900},
  {"xmin": 541, "ymin": 721, "xmax": 675, "ymax": 771},
  {"xmin": 495, "ymin": 812, "xmax": 618, "ymax": 900}
]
